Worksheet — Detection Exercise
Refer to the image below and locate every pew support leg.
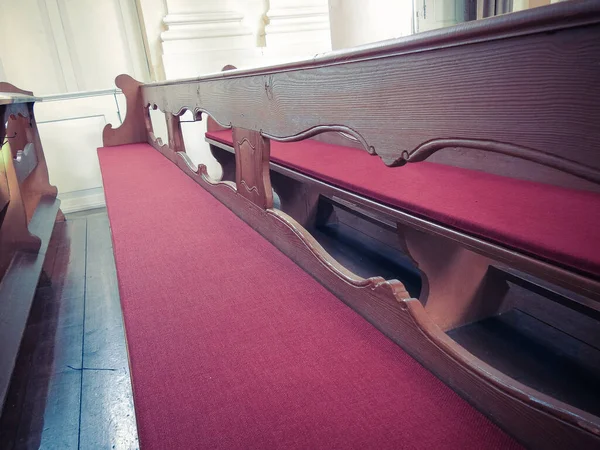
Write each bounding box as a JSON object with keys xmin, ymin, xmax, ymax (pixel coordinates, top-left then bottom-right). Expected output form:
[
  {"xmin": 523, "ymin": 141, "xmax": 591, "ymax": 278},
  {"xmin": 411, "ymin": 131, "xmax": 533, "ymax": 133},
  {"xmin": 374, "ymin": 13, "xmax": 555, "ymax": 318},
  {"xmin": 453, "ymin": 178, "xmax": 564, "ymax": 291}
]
[
  {"xmin": 398, "ymin": 224, "xmax": 512, "ymax": 331},
  {"xmin": 270, "ymin": 171, "xmax": 323, "ymax": 230}
]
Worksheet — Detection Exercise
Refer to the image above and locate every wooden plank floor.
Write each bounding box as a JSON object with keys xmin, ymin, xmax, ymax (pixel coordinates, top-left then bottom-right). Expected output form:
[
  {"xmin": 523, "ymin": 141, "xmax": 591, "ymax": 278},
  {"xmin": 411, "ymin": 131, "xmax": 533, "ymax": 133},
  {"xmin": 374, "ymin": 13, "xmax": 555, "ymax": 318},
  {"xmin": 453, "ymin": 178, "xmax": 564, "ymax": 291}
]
[{"xmin": 0, "ymin": 208, "xmax": 139, "ymax": 450}]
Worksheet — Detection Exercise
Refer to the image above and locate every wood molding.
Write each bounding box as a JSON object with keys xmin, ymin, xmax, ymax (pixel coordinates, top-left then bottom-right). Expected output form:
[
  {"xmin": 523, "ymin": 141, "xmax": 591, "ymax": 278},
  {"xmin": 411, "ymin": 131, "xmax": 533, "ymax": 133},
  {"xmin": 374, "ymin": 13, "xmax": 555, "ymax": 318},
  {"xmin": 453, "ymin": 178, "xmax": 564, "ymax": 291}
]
[
  {"xmin": 141, "ymin": 5, "xmax": 600, "ymax": 183},
  {"xmin": 233, "ymin": 128, "xmax": 273, "ymax": 209},
  {"xmin": 158, "ymin": 143, "xmax": 600, "ymax": 449},
  {"xmin": 102, "ymin": 74, "xmax": 146, "ymax": 147}
]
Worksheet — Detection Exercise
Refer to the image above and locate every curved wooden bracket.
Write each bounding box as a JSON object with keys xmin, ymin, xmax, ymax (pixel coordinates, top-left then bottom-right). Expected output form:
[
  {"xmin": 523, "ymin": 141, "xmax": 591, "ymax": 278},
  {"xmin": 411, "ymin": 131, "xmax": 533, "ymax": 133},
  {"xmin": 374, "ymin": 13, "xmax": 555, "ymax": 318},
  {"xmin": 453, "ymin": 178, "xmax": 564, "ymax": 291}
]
[
  {"xmin": 102, "ymin": 74, "xmax": 147, "ymax": 147},
  {"xmin": 0, "ymin": 82, "xmax": 33, "ymax": 97}
]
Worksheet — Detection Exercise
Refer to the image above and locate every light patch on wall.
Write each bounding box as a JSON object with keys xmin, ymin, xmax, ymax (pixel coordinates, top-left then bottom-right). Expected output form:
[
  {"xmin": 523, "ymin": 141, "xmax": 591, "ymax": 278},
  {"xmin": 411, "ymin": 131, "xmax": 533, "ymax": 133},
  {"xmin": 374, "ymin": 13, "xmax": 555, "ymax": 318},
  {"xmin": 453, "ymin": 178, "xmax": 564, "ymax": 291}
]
[{"xmin": 38, "ymin": 115, "xmax": 105, "ymax": 194}]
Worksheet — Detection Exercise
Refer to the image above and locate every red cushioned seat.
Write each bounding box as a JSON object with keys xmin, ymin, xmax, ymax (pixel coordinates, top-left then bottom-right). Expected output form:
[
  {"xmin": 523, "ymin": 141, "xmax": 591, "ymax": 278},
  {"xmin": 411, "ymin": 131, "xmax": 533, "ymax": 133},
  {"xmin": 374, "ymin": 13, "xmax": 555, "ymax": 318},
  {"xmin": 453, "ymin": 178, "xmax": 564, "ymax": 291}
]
[
  {"xmin": 207, "ymin": 130, "xmax": 600, "ymax": 278},
  {"xmin": 98, "ymin": 143, "xmax": 520, "ymax": 449}
]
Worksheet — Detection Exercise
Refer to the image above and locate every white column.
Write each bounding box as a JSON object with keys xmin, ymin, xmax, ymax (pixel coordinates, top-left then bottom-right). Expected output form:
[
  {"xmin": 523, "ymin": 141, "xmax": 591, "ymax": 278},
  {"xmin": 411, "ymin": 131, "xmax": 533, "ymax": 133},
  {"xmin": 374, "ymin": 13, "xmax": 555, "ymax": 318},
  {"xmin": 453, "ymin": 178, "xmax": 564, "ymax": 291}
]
[
  {"xmin": 263, "ymin": 0, "xmax": 331, "ymax": 64},
  {"xmin": 161, "ymin": 0, "xmax": 259, "ymax": 78}
]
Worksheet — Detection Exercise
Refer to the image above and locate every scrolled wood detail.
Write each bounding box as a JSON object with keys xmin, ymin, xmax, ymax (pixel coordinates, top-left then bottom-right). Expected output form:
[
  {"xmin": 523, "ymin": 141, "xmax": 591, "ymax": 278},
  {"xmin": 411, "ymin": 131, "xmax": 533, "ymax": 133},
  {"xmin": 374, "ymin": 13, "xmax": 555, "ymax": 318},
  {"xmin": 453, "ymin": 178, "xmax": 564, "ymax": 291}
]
[
  {"xmin": 394, "ymin": 137, "xmax": 600, "ymax": 184},
  {"xmin": 270, "ymin": 209, "xmax": 410, "ymax": 298},
  {"xmin": 262, "ymin": 125, "xmax": 375, "ymax": 155},
  {"xmin": 142, "ymin": 101, "xmax": 233, "ymax": 131},
  {"xmin": 102, "ymin": 74, "xmax": 146, "ymax": 147},
  {"xmin": 264, "ymin": 125, "xmax": 600, "ymax": 184},
  {"xmin": 403, "ymin": 298, "xmax": 600, "ymax": 443},
  {"xmin": 233, "ymin": 129, "xmax": 273, "ymax": 210}
]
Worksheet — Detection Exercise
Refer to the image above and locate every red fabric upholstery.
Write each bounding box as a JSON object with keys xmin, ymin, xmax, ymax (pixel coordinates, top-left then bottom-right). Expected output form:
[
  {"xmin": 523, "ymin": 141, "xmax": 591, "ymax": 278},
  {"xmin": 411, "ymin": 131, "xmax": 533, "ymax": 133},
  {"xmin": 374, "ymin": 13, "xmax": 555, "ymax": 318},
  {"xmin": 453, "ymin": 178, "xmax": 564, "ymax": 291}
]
[
  {"xmin": 98, "ymin": 143, "xmax": 520, "ymax": 449},
  {"xmin": 207, "ymin": 130, "xmax": 600, "ymax": 278}
]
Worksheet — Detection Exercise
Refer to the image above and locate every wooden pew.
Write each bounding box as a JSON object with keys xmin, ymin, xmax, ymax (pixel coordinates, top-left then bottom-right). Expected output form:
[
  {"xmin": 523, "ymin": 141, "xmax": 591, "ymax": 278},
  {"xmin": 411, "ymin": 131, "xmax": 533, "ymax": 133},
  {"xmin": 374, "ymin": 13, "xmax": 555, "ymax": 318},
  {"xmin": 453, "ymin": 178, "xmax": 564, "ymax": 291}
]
[
  {"xmin": 0, "ymin": 84, "xmax": 61, "ymax": 410},
  {"xmin": 101, "ymin": 2, "xmax": 600, "ymax": 448}
]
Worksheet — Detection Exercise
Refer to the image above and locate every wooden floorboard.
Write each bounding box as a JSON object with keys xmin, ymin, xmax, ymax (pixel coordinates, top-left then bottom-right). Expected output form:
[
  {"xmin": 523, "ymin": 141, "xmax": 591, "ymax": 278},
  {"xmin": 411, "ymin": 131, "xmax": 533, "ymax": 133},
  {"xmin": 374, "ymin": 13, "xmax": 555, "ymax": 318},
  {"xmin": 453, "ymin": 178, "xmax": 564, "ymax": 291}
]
[
  {"xmin": 0, "ymin": 208, "xmax": 138, "ymax": 450},
  {"xmin": 80, "ymin": 214, "xmax": 138, "ymax": 449},
  {"xmin": 17, "ymin": 218, "xmax": 87, "ymax": 450}
]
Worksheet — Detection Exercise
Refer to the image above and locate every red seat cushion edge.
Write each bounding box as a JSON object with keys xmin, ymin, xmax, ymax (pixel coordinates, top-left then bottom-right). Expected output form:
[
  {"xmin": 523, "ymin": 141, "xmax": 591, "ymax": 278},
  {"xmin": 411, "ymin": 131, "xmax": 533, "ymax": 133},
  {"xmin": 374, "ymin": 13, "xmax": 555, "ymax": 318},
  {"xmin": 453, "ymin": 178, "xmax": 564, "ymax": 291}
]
[{"xmin": 206, "ymin": 129, "xmax": 600, "ymax": 278}]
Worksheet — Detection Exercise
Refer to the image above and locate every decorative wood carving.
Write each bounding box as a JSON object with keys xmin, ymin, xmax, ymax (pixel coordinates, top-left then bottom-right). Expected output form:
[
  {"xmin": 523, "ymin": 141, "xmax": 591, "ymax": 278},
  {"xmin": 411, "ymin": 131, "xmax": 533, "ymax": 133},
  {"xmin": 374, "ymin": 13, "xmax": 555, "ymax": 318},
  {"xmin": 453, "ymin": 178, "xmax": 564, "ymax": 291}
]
[
  {"xmin": 395, "ymin": 138, "xmax": 600, "ymax": 184},
  {"xmin": 140, "ymin": 3, "xmax": 600, "ymax": 186},
  {"xmin": 144, "ymin": 106, "xmax": 176, "ymax": 163},
  {"xmin": 102, "ymin": 75, "xmax": 146, "ymax": 147},
  {"xmin": 233, "ymin": 128, "xmax": 273, "ymax": 209},
  {"xmin": 262, "ymin": 125, "xmax": 374, "ymax": 155},
  {"xmin": 207, "ymin": 140, "xmax": 600, "ymax": 302}
]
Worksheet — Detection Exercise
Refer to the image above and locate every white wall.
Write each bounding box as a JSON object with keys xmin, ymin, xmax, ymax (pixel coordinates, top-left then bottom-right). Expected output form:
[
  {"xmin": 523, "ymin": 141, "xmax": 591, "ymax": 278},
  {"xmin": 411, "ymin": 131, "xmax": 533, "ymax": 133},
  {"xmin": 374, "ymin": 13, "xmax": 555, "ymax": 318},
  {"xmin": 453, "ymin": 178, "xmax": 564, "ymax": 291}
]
[
  {"xmin": 0, "ymin": 0, "xmax": 149, "ymax": 212},
  {"xmin": 328, "ymin": 0, "xmax": 413, "ymax": 50},
  {"xmin": 0, "ymin": 0, "xmax": 149, "ymax": 94},
  {"xmin": 35, "ymin": 92, "xmax": 127, "ymax": 212}
]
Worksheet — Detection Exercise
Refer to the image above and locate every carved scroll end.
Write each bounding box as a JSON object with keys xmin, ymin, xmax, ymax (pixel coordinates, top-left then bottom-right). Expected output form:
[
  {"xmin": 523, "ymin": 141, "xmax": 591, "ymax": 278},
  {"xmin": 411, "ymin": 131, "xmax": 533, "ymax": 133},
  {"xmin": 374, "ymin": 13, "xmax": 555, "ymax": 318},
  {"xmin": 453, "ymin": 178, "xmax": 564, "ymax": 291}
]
[
  {"xmin": 0, "ymin": 82, "xmax": 33, "ymax": 97},
  {"xmin": 369, "ymin": 277, "xmax": 413, "ymax": 303},
  {"xmin": 102, "ymin": 74, "xmax": 147, "ymax": 147}
]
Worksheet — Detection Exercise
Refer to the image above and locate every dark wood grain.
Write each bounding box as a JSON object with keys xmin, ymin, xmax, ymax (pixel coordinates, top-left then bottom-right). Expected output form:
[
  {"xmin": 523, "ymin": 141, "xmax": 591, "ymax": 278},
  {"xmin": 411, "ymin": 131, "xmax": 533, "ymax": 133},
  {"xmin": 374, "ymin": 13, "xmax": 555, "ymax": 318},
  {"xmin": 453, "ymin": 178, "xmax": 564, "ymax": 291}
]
[
  {"xmin": 448, "ymin": 308, "xmax": 600, "ymax": 417},
  {"xmin": 233, "ymin": 128, "xmax": 273, "ymax": 209},
  {"xmin": 265, "ymin": 161, "xmax": 600, "ymax": 302},
  {"xmin": 269, "ymin": 171, "xmax": 320, "ymax": 229},
  {"xmin": 142, "ymin": 3, "xmax": 600, "ymax": 186}
]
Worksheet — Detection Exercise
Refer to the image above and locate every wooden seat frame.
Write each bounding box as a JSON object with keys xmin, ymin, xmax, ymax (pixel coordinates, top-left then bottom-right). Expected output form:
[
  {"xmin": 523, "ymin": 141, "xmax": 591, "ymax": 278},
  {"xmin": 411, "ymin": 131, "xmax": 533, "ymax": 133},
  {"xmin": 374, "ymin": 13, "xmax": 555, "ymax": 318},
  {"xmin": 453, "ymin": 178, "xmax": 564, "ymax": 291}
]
[
  {"xmin": 102, "ymin": 2, "xmax": 600, "ymax": 448},
  {"xmin": 0, "ymin": 83, "xmax": 60, "ymax": 410}
]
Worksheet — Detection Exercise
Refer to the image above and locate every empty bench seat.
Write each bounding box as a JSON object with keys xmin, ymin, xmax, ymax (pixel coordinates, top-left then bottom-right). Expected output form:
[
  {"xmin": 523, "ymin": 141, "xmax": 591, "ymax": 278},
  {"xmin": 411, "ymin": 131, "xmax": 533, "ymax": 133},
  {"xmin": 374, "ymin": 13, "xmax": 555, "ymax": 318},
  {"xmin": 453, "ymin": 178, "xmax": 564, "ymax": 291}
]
[
  {"xmin": 207, "ymin": 130, "xmax": 600, "ymax": 278},
  {"xmin": 98, "ymin": 143, "xmax": 519, "ymax": 449}
]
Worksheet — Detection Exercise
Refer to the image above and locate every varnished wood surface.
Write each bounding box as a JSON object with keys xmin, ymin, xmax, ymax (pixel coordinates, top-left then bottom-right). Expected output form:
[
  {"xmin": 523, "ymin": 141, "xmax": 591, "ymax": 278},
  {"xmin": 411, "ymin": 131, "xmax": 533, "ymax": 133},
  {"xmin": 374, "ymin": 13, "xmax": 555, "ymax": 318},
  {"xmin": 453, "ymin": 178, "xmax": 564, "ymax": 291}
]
[
  {"xmin": 0, "ymin": 209, "xmax": 138, "ymax": 449},
  {"xmin": 233, "ymin": 128, "xmax": 273, "ymax": 209},
  {"xmin": 449, "ymin": 307, "xmax": 600, "ymax": 417},
  {"xmin": 142, "ymin": 2, "xmax": 600, "ymax": 185},
  {"xmin": 102, "ymin": 75, "xmax": 146, "ymax": 147},
  {"xmin": 0, "ymin": 89, "xmax": 58, "ymax": 280}
]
